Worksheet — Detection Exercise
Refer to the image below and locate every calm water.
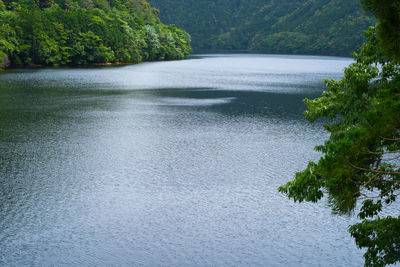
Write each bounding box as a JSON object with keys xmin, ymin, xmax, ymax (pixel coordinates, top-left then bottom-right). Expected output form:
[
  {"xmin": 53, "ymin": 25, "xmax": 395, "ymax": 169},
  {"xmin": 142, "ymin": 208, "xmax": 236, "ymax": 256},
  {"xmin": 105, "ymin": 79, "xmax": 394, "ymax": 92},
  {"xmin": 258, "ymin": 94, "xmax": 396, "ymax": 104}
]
[{"xmin": 0, "ymin": 54, "xmax": 364, "ymax": 266}]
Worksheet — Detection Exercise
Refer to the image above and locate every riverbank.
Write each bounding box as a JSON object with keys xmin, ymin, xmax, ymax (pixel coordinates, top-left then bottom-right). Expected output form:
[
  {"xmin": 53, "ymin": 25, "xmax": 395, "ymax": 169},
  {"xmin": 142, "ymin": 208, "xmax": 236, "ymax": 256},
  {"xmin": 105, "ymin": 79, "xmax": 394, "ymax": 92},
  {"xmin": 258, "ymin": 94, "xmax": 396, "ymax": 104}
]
[{"xmin": 0, "ymin": 56, "xmax": 192, "ymax": 71}]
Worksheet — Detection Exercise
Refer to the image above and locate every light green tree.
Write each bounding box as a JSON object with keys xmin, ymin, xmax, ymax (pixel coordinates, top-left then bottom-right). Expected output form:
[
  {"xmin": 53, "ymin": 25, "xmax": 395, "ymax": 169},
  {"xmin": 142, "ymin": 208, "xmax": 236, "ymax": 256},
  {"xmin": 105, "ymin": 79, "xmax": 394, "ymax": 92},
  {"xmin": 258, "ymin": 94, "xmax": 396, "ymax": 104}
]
[{"xmin": 279, "ymin": 1, "xmax": 400, "ymax": 266}]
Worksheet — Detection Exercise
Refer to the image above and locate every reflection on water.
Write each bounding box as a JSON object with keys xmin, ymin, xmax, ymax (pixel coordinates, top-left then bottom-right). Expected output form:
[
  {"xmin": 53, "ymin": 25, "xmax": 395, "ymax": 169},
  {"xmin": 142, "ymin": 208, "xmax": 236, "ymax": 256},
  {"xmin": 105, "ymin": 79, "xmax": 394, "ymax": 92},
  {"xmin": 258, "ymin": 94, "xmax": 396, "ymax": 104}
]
[{"xmin": 0, "ymin": 54, "xmax": 365, "ymax": 266}]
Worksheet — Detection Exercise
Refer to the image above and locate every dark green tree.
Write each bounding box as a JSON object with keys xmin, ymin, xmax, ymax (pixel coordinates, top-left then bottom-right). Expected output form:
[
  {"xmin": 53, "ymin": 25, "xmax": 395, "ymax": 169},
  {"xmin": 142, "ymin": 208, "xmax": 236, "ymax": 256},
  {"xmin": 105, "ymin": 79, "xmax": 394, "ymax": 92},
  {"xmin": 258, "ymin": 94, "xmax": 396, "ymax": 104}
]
[
  {"xmin": 38, "ymin": 0, "xmax": 54, "ymax": 9},
  {"xmin": 361, "ymin": 0, "xmax": 400, "ymax": 61},
  {"xmin": 279, "ymin": 1, "xmax": 400, "ymax": 266}
]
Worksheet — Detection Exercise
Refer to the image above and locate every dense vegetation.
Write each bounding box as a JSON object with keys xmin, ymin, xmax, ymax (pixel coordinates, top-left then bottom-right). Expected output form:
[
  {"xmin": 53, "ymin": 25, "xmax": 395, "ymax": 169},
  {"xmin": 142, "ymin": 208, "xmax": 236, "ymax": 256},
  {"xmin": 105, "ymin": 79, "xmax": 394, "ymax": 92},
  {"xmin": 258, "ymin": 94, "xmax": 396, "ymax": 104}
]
[
  {"xmin": 279, "ymin": 0, "xmax": 400, "ymax": 265},
  {"xmin": 149, "ymin": 0, "xmax": 375, "ymax": 56},
  {"xmin": 0, "ymin": 0, "xmax": 191, "ymax": 69}
]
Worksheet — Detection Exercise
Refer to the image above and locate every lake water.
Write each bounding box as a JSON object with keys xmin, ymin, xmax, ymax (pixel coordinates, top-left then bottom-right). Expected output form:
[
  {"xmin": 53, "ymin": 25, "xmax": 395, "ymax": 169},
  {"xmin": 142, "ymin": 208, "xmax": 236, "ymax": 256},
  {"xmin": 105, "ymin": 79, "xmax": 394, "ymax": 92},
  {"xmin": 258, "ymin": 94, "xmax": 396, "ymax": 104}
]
[{"xmin": 0, "ymin": 54, "xmax": 365, "ymax": 266}]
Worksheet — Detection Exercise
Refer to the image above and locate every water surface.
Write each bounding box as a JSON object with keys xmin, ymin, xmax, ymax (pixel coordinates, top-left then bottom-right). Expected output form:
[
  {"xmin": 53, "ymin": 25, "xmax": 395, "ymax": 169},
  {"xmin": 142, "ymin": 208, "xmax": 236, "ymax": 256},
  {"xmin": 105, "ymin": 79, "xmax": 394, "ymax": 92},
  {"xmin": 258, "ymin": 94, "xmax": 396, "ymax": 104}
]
[{"xmin": 0, "ymin": 54, "xmax": 366, "ymax": 266}]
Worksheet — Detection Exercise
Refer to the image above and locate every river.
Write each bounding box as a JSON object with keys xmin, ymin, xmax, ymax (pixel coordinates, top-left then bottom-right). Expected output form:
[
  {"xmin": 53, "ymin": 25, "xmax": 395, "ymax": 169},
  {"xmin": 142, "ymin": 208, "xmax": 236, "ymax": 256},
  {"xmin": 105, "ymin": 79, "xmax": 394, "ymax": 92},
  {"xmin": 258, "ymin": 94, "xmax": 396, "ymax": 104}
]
[{"xmin": 0, "ymin": 54, "xmax": 365, "ymax": 266}]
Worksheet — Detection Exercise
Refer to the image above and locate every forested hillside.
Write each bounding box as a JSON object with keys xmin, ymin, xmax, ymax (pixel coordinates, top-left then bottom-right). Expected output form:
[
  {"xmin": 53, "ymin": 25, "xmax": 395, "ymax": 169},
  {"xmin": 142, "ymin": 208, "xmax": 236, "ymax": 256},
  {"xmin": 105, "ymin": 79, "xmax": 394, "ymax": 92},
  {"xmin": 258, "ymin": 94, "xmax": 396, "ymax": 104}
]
[
  {"xmin": 0, "ymin": 0, "xmax": 191, "ymax": 69},
  {"xmin": 149, "ymin": 0, "xmax": 375, "ymax": 56}
]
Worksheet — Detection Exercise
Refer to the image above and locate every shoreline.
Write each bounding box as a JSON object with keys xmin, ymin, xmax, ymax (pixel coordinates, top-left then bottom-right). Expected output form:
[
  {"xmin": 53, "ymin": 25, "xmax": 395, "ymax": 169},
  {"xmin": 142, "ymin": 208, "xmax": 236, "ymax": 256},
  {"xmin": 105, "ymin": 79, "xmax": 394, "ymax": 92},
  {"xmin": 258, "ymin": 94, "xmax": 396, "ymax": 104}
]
[
  {"xmin": 0, "ymin": 57, "xmax": 189, "ymax": 71},
  {"xmin": 0, "ymin": 51, "xmax": 353, "ymax": 71},
  {"xmin": 0, "ymin": 61, "xmax": 138, "ymax": 71}
]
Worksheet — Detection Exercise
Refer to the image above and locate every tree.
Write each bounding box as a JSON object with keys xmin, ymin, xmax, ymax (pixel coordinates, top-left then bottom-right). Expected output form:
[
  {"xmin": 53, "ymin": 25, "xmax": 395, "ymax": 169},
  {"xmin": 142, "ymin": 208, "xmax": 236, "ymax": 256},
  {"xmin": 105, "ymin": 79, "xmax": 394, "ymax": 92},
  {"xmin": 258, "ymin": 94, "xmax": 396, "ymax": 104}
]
[
  {"xmin": 0, "ymin": 0, "xmax": 191, "ymax": 69},
  {"xmin": 360, "ymin": 0, "xmax": 400, "ymax": 61},
  {"xmin": 38, "ymin": 0, "xmax": 54, "ymax": 9},
  {"xmin": 279, "ymin": 1, "xmax": 400, "ymax": 266}
]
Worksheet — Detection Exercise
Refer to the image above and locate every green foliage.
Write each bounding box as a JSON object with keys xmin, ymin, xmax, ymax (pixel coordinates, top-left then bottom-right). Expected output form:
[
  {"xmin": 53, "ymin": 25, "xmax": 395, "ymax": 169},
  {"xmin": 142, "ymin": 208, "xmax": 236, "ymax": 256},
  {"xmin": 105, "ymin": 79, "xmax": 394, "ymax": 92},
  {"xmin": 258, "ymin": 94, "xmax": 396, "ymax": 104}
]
[
  {"xmin": 72, "ymin": 31, "xmax": 115, "ymax": 64},
  {"xmin": 278, "ymin": 3, "xmax": 400, "ymax": 265},
  {"xmin": 249, "ymin": 32, "xmax": 311, "ymax": 55},
  {"xmin": 361, "ymin": 0, "xmax": 400, "ymax": 61},
  {"xmin": 149, "ymin": 0, "xmax": 375, "ymax": 56},
  {"xmin": 0, "ymin": 0, "xmax": 191, "ymax": 69},
  {"xmin": 38, "ymin": 0, "xmax": 54, "ymax": 9},
  {"xmin": 350, "ymin": 217, "xmax": 400, "ymax": 266}
]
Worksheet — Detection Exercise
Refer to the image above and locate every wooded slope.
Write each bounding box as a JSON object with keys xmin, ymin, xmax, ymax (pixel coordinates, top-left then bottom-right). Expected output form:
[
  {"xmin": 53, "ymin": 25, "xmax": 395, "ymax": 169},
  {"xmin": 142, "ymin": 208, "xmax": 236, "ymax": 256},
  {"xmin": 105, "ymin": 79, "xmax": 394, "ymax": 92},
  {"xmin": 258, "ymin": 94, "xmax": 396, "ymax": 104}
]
[
  {"xmin": 0, "ymin": 0, "xmax": 191, "ymax": 68},
  {"xmin": 149, "ymin": 0, "xmax": 375, "ymax": 56}
]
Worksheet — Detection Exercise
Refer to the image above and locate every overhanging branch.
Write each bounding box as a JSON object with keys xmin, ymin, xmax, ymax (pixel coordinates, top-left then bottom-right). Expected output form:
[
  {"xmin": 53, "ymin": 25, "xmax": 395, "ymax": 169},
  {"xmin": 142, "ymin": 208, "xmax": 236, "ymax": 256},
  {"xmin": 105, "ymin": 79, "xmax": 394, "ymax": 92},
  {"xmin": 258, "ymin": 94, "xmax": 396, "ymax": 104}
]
[
  {"xmin": 348, "ymin": 162, "xmax": 400, "ymax": 175},
  {"xmin": 378, "ymin": 135, "xmax": 400, "ymax": 141}
]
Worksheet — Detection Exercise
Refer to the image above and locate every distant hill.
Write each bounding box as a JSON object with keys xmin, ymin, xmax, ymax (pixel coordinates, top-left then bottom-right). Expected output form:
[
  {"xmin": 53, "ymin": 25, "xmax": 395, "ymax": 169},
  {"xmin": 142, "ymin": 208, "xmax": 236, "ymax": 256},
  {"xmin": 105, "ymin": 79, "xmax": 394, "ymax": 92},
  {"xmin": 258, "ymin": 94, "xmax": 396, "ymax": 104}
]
[{"xmin": 148, "ymin": 0, "xmax": 375, "ymax": 56}]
